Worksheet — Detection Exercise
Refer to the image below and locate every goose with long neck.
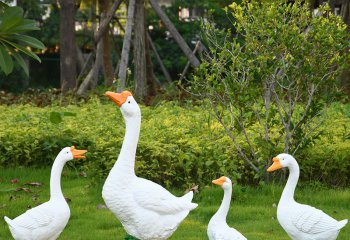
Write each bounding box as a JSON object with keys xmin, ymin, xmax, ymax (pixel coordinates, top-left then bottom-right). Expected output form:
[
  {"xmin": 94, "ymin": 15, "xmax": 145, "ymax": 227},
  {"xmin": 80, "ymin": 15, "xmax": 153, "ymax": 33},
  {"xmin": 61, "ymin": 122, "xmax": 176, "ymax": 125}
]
[
  {"xmin": 102, "ymin": 91, "xmax": 197, "ymax": 240},
  {"xmin": 4, "ymin": 146, "xmax": 87, "ymax": 240},
  {"xmin": 268, "ymin": 153, "xmax": 348, "ymax": 240},
  {"xmin": 207, "ymin": 176, "xmax": 247, "ymax": 240}
]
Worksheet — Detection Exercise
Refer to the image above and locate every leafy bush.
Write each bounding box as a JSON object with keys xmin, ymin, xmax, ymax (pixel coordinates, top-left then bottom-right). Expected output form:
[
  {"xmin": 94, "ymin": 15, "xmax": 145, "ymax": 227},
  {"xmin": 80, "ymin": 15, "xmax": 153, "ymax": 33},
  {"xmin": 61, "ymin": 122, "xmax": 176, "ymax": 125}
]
[
  {"xmin": 191, "ymin": 0, "xmax": 350, "ymax": 180},
  {"xmin": 0, "ymin": 99, "xmax": 349, "ymax": 187}
]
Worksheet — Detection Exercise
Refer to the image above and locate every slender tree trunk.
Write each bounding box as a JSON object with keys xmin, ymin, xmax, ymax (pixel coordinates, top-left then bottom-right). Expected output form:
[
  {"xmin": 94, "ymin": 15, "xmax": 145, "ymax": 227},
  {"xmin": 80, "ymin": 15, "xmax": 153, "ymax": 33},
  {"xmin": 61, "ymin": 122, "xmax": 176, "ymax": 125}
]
[
  {"xmin": 76, "ymin": 45, "xmax": 85, "ymax": 73},
  {"xmin": 94, "ymin": 0, "xmax": 123, "ymax": 43},
  {"xmin": 340, "ymin": 1, "xmax": 350, "ymax": 96},
  {"xmin": 149, "ymin": 0, "xmax": 200, "ymax": 68},
  {"xmin": 118, "ymin": 0, "xmax": 136, "ymax": 92},
  {"xmin": 179, "ymin": 41, "xmax": 201, "ymax": 82},
  {"xmin": 59, "ymin": 0, "xmax": 77, "ymax": 92},
  {"xmin": 147, "ymin": 32, "xmax": 173, "ymax": 86},
  {"xmin": 133, "ymin": 0, "xmax": 147, "ymax": 100},
  {"xmin": 77, "ymin": 41, "xmax": 103, "ymax": 95},
  {"xmin": 99, "ymin": 0, "xmax": 114, "ymax": 87},
  {"xmin": 145, "ymin": 30, "xmax": 156, "ymax": 97}
]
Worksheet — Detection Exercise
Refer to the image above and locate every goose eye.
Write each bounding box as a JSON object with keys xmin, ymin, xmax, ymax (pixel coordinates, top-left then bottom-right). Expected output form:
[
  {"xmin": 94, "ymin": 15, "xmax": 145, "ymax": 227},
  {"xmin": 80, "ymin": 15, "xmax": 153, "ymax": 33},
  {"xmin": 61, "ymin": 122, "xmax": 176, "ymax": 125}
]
[{"xmin": 128, "ymin": 101, "xmax": 131, "ymax": 104}]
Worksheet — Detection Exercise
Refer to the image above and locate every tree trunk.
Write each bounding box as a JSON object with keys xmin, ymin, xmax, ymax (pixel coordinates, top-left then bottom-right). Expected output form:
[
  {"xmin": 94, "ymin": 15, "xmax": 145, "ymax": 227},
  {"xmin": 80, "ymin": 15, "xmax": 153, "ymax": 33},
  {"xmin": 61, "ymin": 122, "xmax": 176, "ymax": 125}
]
[
  {"xmin": 179, "ymin": 41, "xmax": 201, "ymax": 82},
  {"xmin": 147, "ymin": 32, "xmax": 173, "ymax": 86},
  {"xmin": 149, "ymin": 0, "xmax": 200, "ymax": 68},
  {"xmin": 76, "ymin": 45, "xmax": 85, "ymax": 73},
  {"xmin": 99, "ymin": 0, "xmax": 114, "ymax": 87},
  {"xmin": 77, "ymin": 40, "xmax": 103, "ymax": 95},
  {"xmin": 94, "ymin": 0, "xmax": 123, "ymax": 43},
  {"xmin": 118, "ymin": 0, "xmax": 136, "ymax": 92},
  {"xmin": 340, "ymin": 1, "xmax": 350, "ymax": 96},
  {"xmin": 145, "ymin": 30, "xmax": 157, "ymax": 98},
  {"xmin": 133, "ymin": 0, "xmax": 147, "ymax": 100},
  {"xmin": 59, "ymin": 0, "xmax": 77, "ymax": 92}
]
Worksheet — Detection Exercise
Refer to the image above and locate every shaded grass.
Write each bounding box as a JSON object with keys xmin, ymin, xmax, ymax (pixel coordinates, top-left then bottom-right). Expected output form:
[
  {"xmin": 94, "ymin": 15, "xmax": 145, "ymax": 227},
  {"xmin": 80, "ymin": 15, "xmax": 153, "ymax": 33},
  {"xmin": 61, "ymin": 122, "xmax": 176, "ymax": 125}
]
[{"xmin": 0, "ymin": 167, "xmax": 349, "ymax": 239}]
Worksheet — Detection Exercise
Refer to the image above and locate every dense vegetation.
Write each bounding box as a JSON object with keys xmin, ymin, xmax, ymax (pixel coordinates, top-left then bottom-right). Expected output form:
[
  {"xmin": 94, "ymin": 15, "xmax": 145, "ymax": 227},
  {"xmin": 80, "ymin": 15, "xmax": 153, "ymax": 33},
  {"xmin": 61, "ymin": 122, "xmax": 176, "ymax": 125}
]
[
  {"xmin": 0, "ymin": 97, "xmax": 349, "ymax": 187},
  {"xmin": 192, "ymin": 0, "xmax": 350, "ymax": 179}
]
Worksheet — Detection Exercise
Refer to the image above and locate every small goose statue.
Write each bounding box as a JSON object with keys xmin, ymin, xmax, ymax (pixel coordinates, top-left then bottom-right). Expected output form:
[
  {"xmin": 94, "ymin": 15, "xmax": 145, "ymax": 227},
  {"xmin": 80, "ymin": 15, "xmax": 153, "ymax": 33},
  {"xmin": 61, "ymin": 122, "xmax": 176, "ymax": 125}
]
[
  {"xmin": 4, "ymin": 146, "xmax": 87, "ymax": 240},
  {"xmin": 267, "ymin": 153, "xmax": 347, "ymax": 240},
  {"xmin": 207, "ymin": 176, "xmax": 247, "ymax": 240}
]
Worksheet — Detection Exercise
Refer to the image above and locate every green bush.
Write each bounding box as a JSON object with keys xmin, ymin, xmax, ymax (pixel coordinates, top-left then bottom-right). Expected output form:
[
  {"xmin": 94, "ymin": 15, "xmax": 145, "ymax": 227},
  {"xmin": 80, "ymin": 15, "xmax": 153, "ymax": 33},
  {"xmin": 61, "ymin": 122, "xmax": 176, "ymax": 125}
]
[
  {"xmin": 0, "ymin": 99, "xmax": 349, "ymax": 187},
  {"xmin": 191, "ymin": 0, "xmax": 350, "ymax": 180},
  {"xmin": 298, "ymin": 103, "xmax": 350, "ymax": 186}
]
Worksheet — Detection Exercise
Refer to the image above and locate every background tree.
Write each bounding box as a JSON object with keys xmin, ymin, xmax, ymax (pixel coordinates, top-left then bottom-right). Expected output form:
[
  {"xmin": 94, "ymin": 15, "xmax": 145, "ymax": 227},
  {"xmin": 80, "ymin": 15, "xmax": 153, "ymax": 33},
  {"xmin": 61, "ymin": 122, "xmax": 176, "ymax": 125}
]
[
  {"xmin": 59, "ymin": 0, "xmax": 78, "ymax": 92},
  {"xmin": 100, "ymin": 0, "xmax": 114, "ymax": 87},
  {"xmin": 191, "ymin": 0, "xmax": 350, "ymax": 179},
  {"xmin": 0, "ymin": 3, "xmax": 44, "ymax": 76}
]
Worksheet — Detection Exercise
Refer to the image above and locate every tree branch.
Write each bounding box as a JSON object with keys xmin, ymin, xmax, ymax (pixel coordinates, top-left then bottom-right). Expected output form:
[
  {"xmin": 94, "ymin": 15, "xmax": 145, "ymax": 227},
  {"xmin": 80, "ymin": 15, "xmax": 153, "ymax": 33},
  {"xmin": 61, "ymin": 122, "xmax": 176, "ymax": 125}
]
[{"xmin": 94, "ymin": 0, "xmax": 123, "ymax": 43}]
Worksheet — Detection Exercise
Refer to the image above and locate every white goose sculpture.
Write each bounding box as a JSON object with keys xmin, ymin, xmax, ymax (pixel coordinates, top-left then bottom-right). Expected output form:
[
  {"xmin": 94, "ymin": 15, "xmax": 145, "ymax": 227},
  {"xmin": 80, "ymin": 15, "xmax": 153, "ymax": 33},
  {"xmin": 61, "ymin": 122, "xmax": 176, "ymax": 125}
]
[
  {"xmin": 102, "ymin": 91, "xmax": 198, "ymax": 240},
  {"xmin": 207, "ymin": 176, "xmax": 247, "ymax": 240},
  {"xmin": 4, "ymin": 146, "xmax": 87, "ymax": 240},
  {"xmin": 267, "ymin": 153, "xmax": 348, "ymax": 240}
]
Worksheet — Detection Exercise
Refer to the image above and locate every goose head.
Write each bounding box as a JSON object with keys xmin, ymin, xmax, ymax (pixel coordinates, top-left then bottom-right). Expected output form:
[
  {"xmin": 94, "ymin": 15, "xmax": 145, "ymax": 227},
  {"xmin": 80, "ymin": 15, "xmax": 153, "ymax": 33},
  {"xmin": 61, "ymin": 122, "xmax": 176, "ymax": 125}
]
[
  {"xmin": 267, "ymin": 153, "xmax": 297, "ymax": 172},
  {"xmin": 57, "ymin": 146, "xmax": 87, "ymax": 163},
  {"xmin": 105, "ymin": 91, "xmax": 141, "ymax": 119},
  {"xmin": 212, "ymin": 176, "xmax": 232, "ymax": 190}
]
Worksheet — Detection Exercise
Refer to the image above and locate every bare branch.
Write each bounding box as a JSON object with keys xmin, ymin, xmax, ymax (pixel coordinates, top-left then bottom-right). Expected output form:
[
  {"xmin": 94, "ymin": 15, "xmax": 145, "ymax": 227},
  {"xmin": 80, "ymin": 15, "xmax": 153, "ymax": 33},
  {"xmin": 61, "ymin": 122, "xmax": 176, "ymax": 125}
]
[{"xmin": 211, "ymin": 99, "xmax": 260, "ymax": 172}]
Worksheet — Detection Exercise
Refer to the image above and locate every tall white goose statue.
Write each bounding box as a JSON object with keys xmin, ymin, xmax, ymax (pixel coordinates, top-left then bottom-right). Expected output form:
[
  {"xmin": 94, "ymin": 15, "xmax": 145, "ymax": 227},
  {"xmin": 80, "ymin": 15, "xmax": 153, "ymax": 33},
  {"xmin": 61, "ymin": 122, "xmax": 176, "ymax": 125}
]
[
  {"xmin": 4, "ymin": 146, "xmax": 87, "ymax": 240},
  {"xmin": 207, "ymin": 176, "xmax": 247, "ymax": 240},
  {"xmin": 267, "ymin": 153, "xmax": 348, "ymax": 240},
  {"xmin": 102, "ymin": 91, "xmax": 198, "ymax": 240}
]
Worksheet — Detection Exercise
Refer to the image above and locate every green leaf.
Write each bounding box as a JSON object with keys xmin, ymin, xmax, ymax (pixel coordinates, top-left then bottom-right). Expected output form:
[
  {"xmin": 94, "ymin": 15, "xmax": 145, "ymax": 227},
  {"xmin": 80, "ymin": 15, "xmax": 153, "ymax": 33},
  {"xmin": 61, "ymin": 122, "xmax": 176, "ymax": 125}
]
[
  {"xmin": 0, "ymin": 7, "xmax": 24, "ymax": 32},
  {"xmin": 0, "ymin": 45, "xmax": 13, "ymax": 75},
  {"xmin": 10, "ymin": 35, "xmax": 45, "ymax": 50},
  {"xmin": 49, "ymin": 112, "xmax": 63, "ymax": 124},
  {"xmin": 63, "ymin": 112, "xmax": 77, "ymax": 117},
  {"xmin": 1, "ymin": 39, "xmax": 41, "ymax": 62},
  {"xmin": 205, "ymin": 160, "xmax": 214, "ymax": 166},
  {"xmin": 11, "ymin": 51, "xmax": 29, "ymax": 76},
  {"xmin": 7, "ymin": 19, "xmax": 39, "ymax": 33}
]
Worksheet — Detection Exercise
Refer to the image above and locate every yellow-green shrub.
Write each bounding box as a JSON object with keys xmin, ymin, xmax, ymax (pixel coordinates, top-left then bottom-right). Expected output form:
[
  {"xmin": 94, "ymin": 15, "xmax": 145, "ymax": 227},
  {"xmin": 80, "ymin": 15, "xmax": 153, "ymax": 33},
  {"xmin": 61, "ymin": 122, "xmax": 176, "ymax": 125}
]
[{"xmin": 0, "ymin": 100, "xmax": 349, "ymax": 187}]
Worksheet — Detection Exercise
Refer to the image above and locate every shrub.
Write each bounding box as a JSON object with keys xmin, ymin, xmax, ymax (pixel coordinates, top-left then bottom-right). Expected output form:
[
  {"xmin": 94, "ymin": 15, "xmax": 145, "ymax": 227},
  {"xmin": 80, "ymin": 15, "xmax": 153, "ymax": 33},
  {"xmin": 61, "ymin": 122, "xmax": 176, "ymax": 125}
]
[
  {"xmin": 190, "ymin": 0, "xmax": 350, "ymax": 180},
  {"xmin": 0, "ymin": 99, "xmax": 349, "ymax": 187}
]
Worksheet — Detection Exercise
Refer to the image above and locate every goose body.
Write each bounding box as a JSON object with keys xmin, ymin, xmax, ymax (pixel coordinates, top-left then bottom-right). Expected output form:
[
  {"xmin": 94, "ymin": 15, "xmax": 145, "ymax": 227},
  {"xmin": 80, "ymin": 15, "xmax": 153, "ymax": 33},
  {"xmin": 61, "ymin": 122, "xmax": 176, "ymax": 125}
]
[
  {"xmin": 4, "ymin": 146, "xmax": 87, "ymax": 240},
  {"xmin": 268, "ymin": 153, "xmax": 347, "ymax": 240},
  {"xmin": 102, "ymin": 91, "xmax": 197, "ymax": 240},
  {"xmin": 207, "ymin": 176, "xmax": 247, "ymax": 240}
]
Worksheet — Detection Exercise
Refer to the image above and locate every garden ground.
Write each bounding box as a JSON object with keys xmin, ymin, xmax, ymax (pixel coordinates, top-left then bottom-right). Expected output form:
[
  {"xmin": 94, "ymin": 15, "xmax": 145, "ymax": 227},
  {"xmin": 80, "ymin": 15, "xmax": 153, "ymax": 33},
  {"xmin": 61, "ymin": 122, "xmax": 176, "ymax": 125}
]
[{"xmin": 0, "ymin": 168, "xmax": 349, "ymax": 239}]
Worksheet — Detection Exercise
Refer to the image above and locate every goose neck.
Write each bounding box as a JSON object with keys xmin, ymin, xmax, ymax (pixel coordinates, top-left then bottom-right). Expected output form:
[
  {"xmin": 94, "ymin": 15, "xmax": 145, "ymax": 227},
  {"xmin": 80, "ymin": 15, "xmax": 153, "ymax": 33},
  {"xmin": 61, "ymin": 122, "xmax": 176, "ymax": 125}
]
[
  {"xmin": 280, "ymin": 162, "xmax": 299, "ymax": 203},
  {"xmin": 114, "ymin": 115, "xmax": 141, "ymax": 173},
  {"xmin": 214, "ymin": 187, "xmax": 232, "ymax": 221},
  {"xmin": 50, "ymin": 157, "xmax": 66, "ymax": 200}
]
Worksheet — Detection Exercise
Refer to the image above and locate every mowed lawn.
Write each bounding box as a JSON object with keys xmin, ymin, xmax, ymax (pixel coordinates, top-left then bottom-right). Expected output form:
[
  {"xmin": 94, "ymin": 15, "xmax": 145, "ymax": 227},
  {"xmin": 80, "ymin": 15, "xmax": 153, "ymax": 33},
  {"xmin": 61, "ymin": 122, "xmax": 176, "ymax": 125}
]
[{"xmin": 0, "ymin": 168, "xmax": 349, "ymax": 239}]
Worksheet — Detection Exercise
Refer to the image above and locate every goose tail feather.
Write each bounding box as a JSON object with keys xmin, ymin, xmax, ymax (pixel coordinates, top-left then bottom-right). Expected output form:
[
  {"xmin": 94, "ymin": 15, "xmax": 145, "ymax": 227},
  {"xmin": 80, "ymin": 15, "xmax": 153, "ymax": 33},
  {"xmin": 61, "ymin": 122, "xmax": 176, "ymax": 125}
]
[
  {"xmin": 4, "ymin": 216, "xmax": 13, "ymax": 226},
  {"xmin": 181, "ymin": 191, "xmax": 197, "ymax": 210},
  {"xmin": 181, "ymin": 191, "xmax": 194, "ymax": 202},
  {"xmin": 338, "ymin": 219, "xmax": 348, "ymax": 230}
]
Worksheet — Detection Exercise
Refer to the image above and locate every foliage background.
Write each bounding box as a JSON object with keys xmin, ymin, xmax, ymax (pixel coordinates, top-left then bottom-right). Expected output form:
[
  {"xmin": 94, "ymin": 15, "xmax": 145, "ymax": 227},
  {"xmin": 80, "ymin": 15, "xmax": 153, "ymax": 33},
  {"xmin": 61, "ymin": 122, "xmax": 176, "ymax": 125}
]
[{"xmin": 0, "ymin": 98, "xmax": 349, "ymax": 187}]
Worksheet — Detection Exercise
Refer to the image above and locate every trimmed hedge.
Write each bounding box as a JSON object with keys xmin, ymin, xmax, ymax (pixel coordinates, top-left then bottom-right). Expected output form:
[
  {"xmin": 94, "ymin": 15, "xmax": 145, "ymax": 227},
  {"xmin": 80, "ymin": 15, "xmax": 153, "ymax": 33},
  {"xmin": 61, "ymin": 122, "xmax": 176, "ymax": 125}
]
[{"xmin": 0, "ymin": 99, "xmax": 349, "ymax": 187}]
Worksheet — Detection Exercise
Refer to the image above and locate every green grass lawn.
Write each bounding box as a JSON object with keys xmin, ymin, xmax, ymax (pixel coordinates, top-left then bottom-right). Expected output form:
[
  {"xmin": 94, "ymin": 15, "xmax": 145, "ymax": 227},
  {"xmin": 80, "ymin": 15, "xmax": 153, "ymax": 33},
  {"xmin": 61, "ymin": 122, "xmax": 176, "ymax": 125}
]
[{"xmin": 0, "ymin": 167, "xmax": 349, "ymax": 239}]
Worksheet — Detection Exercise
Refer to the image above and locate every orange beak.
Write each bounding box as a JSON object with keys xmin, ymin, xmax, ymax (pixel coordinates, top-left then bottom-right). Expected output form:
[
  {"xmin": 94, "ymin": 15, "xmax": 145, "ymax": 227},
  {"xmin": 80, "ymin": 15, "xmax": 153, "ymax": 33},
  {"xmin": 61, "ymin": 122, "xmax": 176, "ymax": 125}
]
[
  {"xmin": 105, "ymin": 91, "xmax": 132, "ymax": 107},
  {"xmin": 212, "ymin": 176, "xmax": 227, "ymax": 186},
  {"xmin": 70, "ymin": 146, "xmax": 87, "ymax": 159},
  {"xmin": 267, "ymin": 157, "xmax": 283, "ymax": 172}
]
